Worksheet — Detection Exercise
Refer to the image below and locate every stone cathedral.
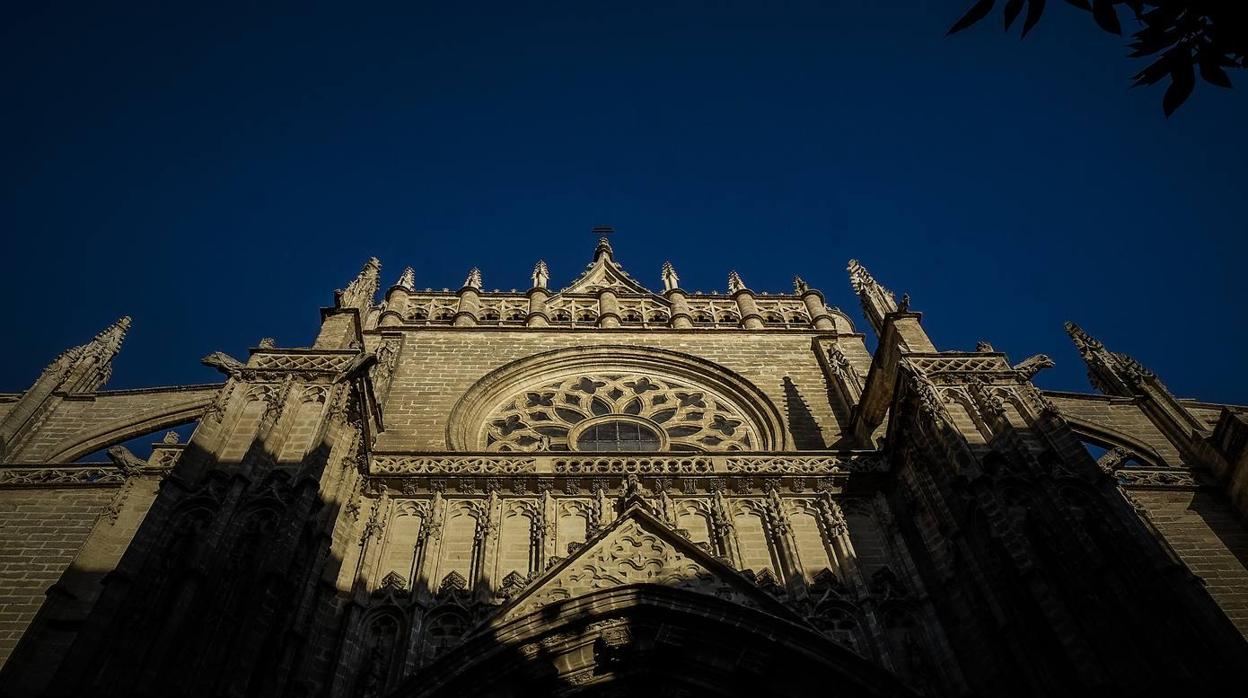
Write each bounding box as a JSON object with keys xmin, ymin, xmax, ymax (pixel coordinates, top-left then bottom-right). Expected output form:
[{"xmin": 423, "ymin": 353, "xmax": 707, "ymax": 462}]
[{"xmin": 2, "ymin": 234, "xmax": 1247, "ymax": 698}]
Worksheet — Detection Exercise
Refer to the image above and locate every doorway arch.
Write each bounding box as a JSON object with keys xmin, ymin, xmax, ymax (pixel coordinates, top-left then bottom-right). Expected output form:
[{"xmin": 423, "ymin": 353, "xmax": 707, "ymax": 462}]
[{"xmin": 393, "ymin": 584, "xmax": 915, "ymax": 698}]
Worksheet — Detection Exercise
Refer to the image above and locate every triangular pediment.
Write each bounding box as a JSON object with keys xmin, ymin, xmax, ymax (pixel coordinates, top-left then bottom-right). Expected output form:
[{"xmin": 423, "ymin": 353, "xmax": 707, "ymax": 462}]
[
  {"xmin": 560, "ymin": 248, "xmax": 652, "ymax": 295},
  {"xmin": 495, "ymin": 504, "xmax": 795, "ymax": 623}
]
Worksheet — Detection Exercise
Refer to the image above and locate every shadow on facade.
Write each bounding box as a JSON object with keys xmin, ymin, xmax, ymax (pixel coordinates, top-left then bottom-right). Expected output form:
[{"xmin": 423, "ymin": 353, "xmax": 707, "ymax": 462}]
[
  {"xmin": 1186, "ymin": 490, "xmax": 1248, "ymax": 571},
  {"xmin": 782, "ymin": 377, "xmax": 825, "ymax": 449},
  {"xmin": 389, "ymin": 586, "xmax": 916, "ymax": 698},
  {"xmin": 0, "ymin": 432, "xmax": 360, "ymax": 698}
]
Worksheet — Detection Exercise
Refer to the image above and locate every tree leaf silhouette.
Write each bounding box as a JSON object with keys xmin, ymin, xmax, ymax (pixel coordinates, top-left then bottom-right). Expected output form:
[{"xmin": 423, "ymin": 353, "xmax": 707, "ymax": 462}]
[
  {"xmin": 1163, "ymin": 61, "xmax": 1195, "ymax": 117},
  {"xmin": 1090, "ymin": 0, "xmax": 1122, "ymax": 35},
  {"xmin": 1199, "ymin": 58, "xmax": 1233, "ymax": 88},
  {"xmin": 1004, "ymin": 0, "xmax": 1024, "ymax": 29},
  {"xmin": 1021, "ymin": 0, "xmax": 1046, "ymax": 37},
  {"xmin": 948, "ymin": 0, "xmax": 996, "ymax": 35}
]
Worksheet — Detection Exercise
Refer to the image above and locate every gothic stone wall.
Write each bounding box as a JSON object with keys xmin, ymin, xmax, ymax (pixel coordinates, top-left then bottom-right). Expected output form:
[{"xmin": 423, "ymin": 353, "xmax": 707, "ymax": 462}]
[
  {"xmin": 376, "ymin": 329, "xmax": 859, "ymax": 452},
  {"xmin": 0, "ymin": 486, "xmax": 118, "ymax": 667},
  {"xmin": 1130, "ymin": 488, "xmax": 1248, "ymax": 635}
]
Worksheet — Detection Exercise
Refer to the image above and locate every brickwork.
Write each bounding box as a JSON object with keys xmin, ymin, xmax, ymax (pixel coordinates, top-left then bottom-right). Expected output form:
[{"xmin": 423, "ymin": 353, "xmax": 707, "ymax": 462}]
[
  {"xmin": 1045, "ymin": 392, "xmax": 1183, "ymax": 464},
  {"xmin": 378, "ymin": 329, "xmax": 852, "ymax": 452},
  {"xmin": 8, "ymin": 385, "xmax": 218, "ymax": 463},
  {"xmin": 1132, "ymin": 489, "xmax": 1248, "ymax": 635},
  {"xmin": 0, "ymin": 486, "xmax": 116, "ymax": 667}
]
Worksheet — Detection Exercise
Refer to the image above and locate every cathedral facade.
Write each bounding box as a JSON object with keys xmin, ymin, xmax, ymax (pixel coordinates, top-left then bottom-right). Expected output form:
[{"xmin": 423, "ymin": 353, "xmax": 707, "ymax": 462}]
[{"xmin": 2, "ymin": 235, "xmax": 1247, "ymax": 697}]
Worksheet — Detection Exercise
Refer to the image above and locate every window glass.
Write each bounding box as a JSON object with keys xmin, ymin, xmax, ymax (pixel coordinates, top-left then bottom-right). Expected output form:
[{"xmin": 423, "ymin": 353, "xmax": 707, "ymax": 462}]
[{"xmin": 576, "ymin": 421, "xmax": 661, "ymax": 452}]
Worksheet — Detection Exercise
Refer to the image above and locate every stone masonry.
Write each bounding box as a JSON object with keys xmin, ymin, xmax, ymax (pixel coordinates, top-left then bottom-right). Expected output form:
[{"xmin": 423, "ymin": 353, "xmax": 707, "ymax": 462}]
[{"xmin": 1, "ymin": 233, "xmax": 1246, "ymax": 697}]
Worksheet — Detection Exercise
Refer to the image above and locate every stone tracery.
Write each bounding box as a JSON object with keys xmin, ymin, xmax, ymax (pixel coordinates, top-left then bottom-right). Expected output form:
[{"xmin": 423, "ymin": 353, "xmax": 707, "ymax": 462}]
[{"xmin": 482, "ymin": 373, "xmax": 759, "ymax": 453}]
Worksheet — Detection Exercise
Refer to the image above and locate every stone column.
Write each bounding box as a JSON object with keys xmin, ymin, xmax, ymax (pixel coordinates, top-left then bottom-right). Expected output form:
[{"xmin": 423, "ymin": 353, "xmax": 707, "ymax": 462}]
[
  {"xmin": 598, "ymin": 289, "xmax": 621, "ymax": 329},
  {"xmin": 526, "ymin": 287, "xmax": 550, "ymax": 327},
  {"xmin": 800, "ymin": 289, "xmax": 836, "ymax": 331},
  {"xmin": 732, "ymin": 289, "xmax": 764, "ymax": 330},
  {"xmin": 666, "ymin": 289, "xmax": 693, "ymax": 329}
]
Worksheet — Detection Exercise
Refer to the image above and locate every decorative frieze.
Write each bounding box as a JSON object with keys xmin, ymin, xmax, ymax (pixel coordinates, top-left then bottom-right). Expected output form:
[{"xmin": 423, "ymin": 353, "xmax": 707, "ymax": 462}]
[
  {"xmin": 553, "ymin": 456, "xmax": 711, "ymax": 474},
  {"xmin": 372, "ymin": 456, "xmax": 537, "ymax": 474},
  {"xmin": 1115, "ymin": 468, "xmax": 1201, "ymax": 489},
  {"xmin": 0, "ymin": 465, "xmax": 127, "ymax": 487},
  {"xmin": 370, "ymin": 452, "xmax": 885, "ymax": 476}
]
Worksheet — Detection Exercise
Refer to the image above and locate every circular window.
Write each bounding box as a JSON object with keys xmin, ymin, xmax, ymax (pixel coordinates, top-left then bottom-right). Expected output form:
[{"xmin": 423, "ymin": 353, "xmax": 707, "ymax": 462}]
[{"xmin": 574, "ymin": 420, "xmax": 662, "ymax": 453}]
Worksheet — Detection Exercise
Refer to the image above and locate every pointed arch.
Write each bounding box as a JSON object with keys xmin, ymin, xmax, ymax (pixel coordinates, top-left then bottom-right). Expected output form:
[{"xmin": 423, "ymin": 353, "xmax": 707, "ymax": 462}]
[
  {"xmin": 393, "ymin": 585, "xmax": 917, "ymax": 697},
  {"xmin": 447, "ymin": 346, "xmax": 788, "ymax": 451}
]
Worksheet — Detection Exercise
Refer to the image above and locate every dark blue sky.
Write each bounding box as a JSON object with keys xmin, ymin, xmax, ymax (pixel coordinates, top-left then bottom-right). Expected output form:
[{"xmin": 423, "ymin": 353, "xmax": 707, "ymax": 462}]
[{"xmin": 2, "ymin": 1, "xmax": 1245, "ymax": 406}]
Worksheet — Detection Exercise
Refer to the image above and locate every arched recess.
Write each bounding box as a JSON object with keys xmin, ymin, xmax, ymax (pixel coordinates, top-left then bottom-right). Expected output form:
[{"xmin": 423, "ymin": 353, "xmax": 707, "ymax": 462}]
[
  {"xmin": 394, "ymin": 585, "xmax": 916, "ymax": 698},
  {"xmin": 50, "ymin": 394, "xmax": 214, "ymax": 463},
  {"xmin": 447, "ymin": 346, "xmax": 789, "ymax": 451},
  {"xmin": 1059, "ymin": 414, "xmax": 1167, "ymax": 469}
]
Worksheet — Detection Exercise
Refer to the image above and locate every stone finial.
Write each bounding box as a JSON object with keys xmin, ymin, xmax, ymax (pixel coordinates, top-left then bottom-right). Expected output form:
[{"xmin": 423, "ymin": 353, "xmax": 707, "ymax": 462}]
[
  {"xmin": 532, "ymin": 260, "xmax": 550, "ymax": 290},
  {"xmin": 727, "ymin": 270, "xmax": 747, "ymax": 294},
  {"xmin": 464, "ymin": 267, "xmax": 483, "ymax": 290},
  {"xmin": 661, "ymin": 261, "xmax": 680, "ymax": 292},
  {"xmin": 793, "ymin": 276, "xmax": 809, "ymax": 294},
  {"xmin": 338, "ymin": 257, "xmax": 381, "ymax": 311},
  {"xmin": 162, "ymin": 431, "xmax": 181, "ymax": 444},
  {"xmin": 396, "ymin": 266, "xmax": 416, "ymax": 291},
  {"xmin": 846, "ymin": 259, "xmax": 898, "ymax": 335},
  {"xmin": 592, "ymin": 226, "xmax": 615, "ymax": 259},
  {"xmin": 976, "ymin": 340, "xmax": 995, "ymax": 352},
  {"xmin": 1064, "ymin": 322, "xmax": 1103, "ymax": 357},
  {"xmin": 1064, "ymin": 322, "xmax": 1156, "ymax": 397},
  {"xmin": 258, "ymin": 337, "xmax": 276, "ymax": 349},
  {"xmin": 60, "ymin": 316, "xmax": 132, "ymax": 393}
]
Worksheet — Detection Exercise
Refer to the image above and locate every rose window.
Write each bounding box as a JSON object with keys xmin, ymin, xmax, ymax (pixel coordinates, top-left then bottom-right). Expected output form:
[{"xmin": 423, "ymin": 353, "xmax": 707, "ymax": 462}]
[{"xmin": 482, "ymin": 374, "xmax": 757, "ymax": 452}]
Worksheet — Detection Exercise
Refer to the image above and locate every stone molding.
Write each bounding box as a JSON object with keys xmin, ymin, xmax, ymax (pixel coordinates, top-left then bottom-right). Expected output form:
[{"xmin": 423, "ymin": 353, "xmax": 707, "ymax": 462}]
[
  {"xmin": 0, "ymin": 464, "xmax": 127, "ymax": 488},
  {"xmin": 370, "ymin": 451, "xmax": 884, "ymax": 476}
]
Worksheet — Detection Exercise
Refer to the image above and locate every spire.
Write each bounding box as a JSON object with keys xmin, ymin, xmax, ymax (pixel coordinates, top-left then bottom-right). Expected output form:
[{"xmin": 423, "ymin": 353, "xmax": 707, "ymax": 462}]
[
  {"xmin": 592, "ymin": 226, "xmax": 615, "ymax": 260},
  {"xmin": 1064, "ymin": 322, "xmax": 1155, "ymax": 397},
  {"xmin": 62, "ymin": 316, "xmax": 132, "ymax": 393},
  {"xmin": 396, "ymin": 266, "xmax": 415, "ymax": 291},
  {"xmin": 727, "ymin": 270, "xmax": 747, "ymax": 294},
  {"xmin": 846, "ymin": 259, "xmax": 898, "ymax": 335},
  {"xmin": 661, "ymin": 261, "xmax": 680, "ymax": 292},
  {"xmin": 793, "ymin": 276, "xmax": 809, "ymax": 294},
  {"xmin": 464, "ymin": 267, "xmax": 483, "ymax": 290},
  {"xmin": 532, "ymin": 260, "xmax": 550, "ymax": 290},
  {"xmin": 338, "ymin": 257, "xmax": 381, "ymax": 312}
]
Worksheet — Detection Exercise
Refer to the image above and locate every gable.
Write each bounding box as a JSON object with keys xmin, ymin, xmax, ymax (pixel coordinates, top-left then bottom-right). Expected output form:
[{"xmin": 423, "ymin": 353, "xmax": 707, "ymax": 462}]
[
  {"xmin": 496, "ymin": 504, "xmax": 794, "ymax": 623},
  {"xmin": 560, "ymin": 256, "xmax": 652, "ymax": 295}
]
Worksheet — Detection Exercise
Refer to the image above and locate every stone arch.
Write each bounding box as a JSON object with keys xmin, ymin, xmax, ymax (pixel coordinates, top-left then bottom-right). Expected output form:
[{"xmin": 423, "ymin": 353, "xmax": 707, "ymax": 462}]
[
  {"xmin": 47, "ymin": 390, "xmax": 216, "ymax": 463},
  {"xmin": 447, "ymin": 346, "xmax": 788, "ymax": 451},
  {"xmin": 1060, "ymin": 415, "xmax": 1166, "ymax": 468},
  {"xmin": 394, "ymin": 585, "xmax": 915, "ymax": 697},
  {"xmin": 351, "ymin": 606, "xmax": 408, "ymax": 698},
  {"xmin": 420, "ymin": 606, "xmax": 471, "ymax": 665}
]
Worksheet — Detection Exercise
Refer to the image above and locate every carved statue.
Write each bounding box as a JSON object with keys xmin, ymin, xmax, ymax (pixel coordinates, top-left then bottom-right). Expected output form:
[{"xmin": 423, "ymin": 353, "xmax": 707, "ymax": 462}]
[
  {"xmin": 660, "ymin": 261, "xmax": 680, "ymax": 291},
  {"xmin": 106, "ymin": 445, "xmax": 147, "ymax": 476},
  {"xmin": 531, "ymin": 260, "xmax": 549, "ymax": 290},
  {"xmin": 1012, "ymin": 354, "xmax": 1055, "ymax": 380},
  {"xmin": 397, "ymin": 266, "xmax": 416, "ymax": 291},
  {"xmin": 200, "ymin": 351, "xmax": 244, "ymax": 375}
]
